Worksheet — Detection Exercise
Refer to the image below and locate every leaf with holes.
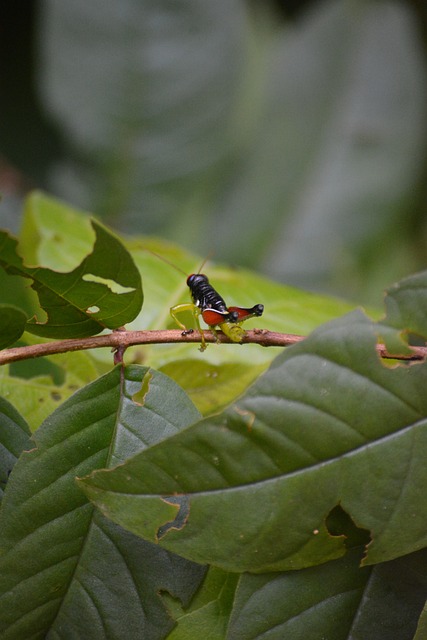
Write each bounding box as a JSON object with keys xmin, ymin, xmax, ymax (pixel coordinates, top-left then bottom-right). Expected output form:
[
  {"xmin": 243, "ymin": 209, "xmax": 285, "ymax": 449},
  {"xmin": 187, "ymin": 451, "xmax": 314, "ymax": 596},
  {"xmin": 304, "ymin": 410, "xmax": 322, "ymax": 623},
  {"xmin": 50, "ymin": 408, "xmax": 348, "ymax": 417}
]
[
  {"xmin": 0, "ymin": 212, "xmax": 143, "ymax": 338},
  {"xmin": 0, "ymin": 365, "xmax": 204, "ymax": 639},
  {"xmin": 79, "ymin": 311, "xmax": 427, "ymax": 573}
]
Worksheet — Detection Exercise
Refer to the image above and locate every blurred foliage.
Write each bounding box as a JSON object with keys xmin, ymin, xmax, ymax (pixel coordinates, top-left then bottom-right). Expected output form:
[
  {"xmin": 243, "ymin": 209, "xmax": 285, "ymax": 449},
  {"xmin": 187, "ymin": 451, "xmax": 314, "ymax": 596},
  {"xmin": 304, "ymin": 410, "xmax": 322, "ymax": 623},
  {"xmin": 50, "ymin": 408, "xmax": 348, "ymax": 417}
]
[{"xmin": 0, "ymin": 0, "xmax": 427, "ymax": 305}]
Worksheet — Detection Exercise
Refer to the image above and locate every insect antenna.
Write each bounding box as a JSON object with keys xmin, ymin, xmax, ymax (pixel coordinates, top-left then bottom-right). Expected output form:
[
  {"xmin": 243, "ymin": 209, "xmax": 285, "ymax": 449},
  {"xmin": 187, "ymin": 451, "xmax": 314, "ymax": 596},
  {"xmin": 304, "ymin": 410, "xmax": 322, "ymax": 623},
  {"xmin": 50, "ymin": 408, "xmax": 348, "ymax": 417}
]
[
  {"xmin": 145, "ymin": 249, "xmax": 188, "ymax": 277},
  {"xmin": 196, "ymin": 250, "xmax": 214, "ymax": 274}
]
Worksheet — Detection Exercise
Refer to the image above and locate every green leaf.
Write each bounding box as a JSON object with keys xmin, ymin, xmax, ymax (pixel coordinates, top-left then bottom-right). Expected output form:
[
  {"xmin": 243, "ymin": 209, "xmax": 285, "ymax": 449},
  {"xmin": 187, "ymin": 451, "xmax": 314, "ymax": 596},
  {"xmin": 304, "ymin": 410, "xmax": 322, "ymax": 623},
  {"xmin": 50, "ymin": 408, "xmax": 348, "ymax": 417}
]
[
  {"xmin": 0, "ymin": 371, "xmax": 75, "ymax": 433},
  {"xmin": 166, "ymin": 567, "xmax": 239, "ymax": 640},
  {"xmin": 0, "ymin": 397, "xmax": 31, "ymax": 500},
  {"xmin": 348, "ymin": 549, "xmax": 427, "ymax": 640},
  {"xmin": 0, "ymin": 365, "xmax": 204, "ymax": 638},
  {"xmin": 160, "ymin": 360, "xmax": 267, "ymax": 416},
  {"xmin": 78, "ymin": 311, "xmax": 427, "ymax": 572},
  {"xmin": 383, "ymin": 269, "xmax": 427, "ymax": 339},
  {"xmin": 0, "ymin": 267, "xmax": 35, "ymax": 317},
  {"xmin": 169, "ymin": 549, "xmax": 427, "ymax": 639},
  {"xmin": 19, "ymin": 191, "xmax": 96, "ymax": 272},
  {"xmin": 0, "ymin": 198, "xmax": 143, "ymax": 338},
  {"xmin": 227, "ymin": 549, "xmax": 370, "ymax": 639},
  {"xmin": 0, "ymin": 305, "xmax": 27, "ymax": 350},
  {"xmin": 415, "ymin": 603, "xmax": 427, "ymax": 640},
  {"xmin": 374, "ymin": 268, "xmax": 427, "ymax": 356},
  {"xmin": 0, "ymin": 342, "xmax": 100, "ymax": 431}
]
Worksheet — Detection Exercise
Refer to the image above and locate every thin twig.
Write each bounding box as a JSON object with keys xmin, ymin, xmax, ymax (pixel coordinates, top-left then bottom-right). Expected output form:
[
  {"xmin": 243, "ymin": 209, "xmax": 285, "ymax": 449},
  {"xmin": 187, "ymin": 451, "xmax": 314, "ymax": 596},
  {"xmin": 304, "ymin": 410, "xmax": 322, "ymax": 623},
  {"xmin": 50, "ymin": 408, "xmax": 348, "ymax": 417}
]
[{"xmin": 0, "ymin": 329, "xmax": 425, "ymax": 365}]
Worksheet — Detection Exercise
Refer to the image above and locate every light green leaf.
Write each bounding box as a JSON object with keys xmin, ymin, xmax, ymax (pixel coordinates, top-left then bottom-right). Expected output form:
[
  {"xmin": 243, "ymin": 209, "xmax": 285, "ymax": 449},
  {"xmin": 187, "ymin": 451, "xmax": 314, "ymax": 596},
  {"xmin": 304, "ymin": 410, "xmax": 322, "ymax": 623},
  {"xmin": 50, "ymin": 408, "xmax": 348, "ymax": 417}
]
[
  {"xmin": 415, "ymin": 603, "xmax": 427, "ymax": 640},
  {"xmin": 19, "ymin": 191, "xmax": 95, "ymax": 272},
  {"xmin": 0, "ymin": 341, "xmax": 100, "ymax": 431},
  {"xmin": 160, "ymin": 360, "xmax": 266, "ymax": 416},
  {"xmin": 0, "ymin": 365, "xmax": 204, "ymax": 638},
  {"xmin": 0, "ymin": 194, "xmax": 143, "ymax": 338},
  {"xmin": 0, "ymin": 305, "xmax": 27, "ymax": 350},
  {"xmin": 166, "ymin": 567, "xmax": 239, "ymax": 640},
  {"xmin": 0, "ymin": 373, "xmax": 64, "ymax": 433},
  {"xmin": 0, "ymin": 370, "xmax": 82, "ymax": 434},
  {"xmin": 78, "ymin": 311, "xmax": 427, "ymax": 572}
]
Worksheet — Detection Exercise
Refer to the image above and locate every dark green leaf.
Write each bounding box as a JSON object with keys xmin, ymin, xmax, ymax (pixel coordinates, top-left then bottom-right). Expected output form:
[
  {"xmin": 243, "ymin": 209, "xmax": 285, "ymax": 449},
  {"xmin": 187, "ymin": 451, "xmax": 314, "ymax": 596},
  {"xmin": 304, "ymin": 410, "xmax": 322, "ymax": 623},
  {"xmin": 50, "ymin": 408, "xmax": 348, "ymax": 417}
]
[
  {"xmin": 0, "ymin": 202, "xmax": 143, "ymax": 337},
  {"xmin": 0, "ymin": 365, "xmax": 204, "ymax": 639},
  {"xmin": 0, "ymin": 397, "xmax": 31, "ymax": 500},
  {"xmin": 0, "ymin": 305, "xmax": 27, "ymax": 349},
  {"xmin": 227, "ymin": 549, "xmax": 370, "ymax": 640},
  {"xmin": 79, "ymin": 311, "xmax": 427, "ymax": 572},
  {"xmin": 169, "ymin": 549, "xmax": 427, "ymax": 639},
  {"xmin": 348, "ymin": 549, "xmax": 427, "ymax": 640}
]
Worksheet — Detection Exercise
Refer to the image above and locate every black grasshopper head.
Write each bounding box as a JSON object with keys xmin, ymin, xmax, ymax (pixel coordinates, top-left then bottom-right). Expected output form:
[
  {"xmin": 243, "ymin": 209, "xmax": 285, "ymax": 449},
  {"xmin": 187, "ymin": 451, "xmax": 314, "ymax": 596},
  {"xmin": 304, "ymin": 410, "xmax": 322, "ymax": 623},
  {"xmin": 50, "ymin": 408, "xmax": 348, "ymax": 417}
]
[{"xmin": 187, "ymin": 274, "xmax": 209, "ymax": 288}]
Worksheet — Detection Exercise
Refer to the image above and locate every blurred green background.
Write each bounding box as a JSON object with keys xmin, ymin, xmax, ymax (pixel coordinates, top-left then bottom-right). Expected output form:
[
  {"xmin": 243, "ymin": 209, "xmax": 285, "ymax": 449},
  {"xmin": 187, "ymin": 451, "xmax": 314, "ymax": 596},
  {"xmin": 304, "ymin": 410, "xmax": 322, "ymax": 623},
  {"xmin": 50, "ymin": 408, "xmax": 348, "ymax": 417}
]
[{"xmin": 1, "ymin": 0, "xmax": 427, "ymax": 306}]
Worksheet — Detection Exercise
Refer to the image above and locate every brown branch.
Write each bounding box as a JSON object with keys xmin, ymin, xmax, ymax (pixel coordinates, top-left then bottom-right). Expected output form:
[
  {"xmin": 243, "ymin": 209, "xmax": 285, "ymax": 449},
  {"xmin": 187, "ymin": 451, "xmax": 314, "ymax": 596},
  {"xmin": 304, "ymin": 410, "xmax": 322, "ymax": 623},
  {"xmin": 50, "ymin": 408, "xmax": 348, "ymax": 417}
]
[{"xmin": 0, "ymin": 328, "xmax": 426, "ymax": 365}]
